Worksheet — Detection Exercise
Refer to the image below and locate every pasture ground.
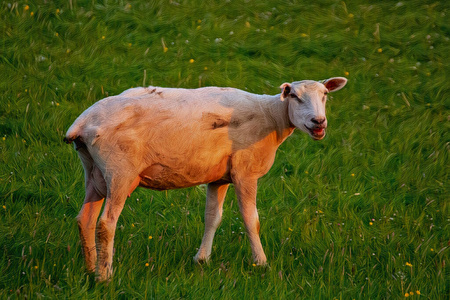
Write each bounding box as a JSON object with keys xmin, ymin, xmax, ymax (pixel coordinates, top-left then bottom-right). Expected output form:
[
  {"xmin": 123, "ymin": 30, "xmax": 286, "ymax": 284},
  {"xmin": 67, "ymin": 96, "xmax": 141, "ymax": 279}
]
[{"xmin": 0, "ymin": 0, "xmax": 449, "ymax": 298}]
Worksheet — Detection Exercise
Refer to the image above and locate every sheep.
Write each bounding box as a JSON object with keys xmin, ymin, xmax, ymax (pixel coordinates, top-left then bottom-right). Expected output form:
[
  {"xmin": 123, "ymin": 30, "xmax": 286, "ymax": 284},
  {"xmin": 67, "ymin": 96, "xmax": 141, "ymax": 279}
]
[{"xmin": 64, "ymin": 77, "xmax": 347, "ymax": 281}]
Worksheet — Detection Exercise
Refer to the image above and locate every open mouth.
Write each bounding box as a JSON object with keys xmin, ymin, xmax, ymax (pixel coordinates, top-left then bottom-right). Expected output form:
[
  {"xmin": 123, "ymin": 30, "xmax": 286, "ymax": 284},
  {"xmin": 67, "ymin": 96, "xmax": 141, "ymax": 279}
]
[{"xmin": 305, "ymin": 125, "xmax": 326, "ymax": 140}]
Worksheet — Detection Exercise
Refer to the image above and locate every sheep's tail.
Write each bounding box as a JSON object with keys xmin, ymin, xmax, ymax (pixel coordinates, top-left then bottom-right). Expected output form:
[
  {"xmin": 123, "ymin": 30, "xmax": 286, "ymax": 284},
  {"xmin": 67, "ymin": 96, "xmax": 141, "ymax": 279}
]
[
  {"xmin": 63, "ymin": 135, "xmax": 77, "ymax": 144},
  {"xmin": 64, "ymin": 127, "xmax": 78, "ymax": 144},
  {"xmin": 64, "ymin": 118, "xmax": 84, "ymax": 145}
]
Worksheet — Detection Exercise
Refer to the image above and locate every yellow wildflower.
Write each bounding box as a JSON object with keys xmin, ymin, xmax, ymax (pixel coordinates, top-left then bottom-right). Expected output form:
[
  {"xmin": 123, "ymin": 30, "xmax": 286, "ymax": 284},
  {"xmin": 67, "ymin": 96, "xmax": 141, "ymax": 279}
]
[
  {"xmin": 2, "ymin": 137, "xmax": 5, "ymax": 141},
  {"xmin": 128, "ymin": 43, "xmax": 132, "ymax": 47},
  {"xmin": 56, "ymin": 102, "xmax": 60, "ymax": 106},
  {"xmin": 24, "ymin": 5, "xmax": 30, "ymax": 10},
  {"xmin": 102, "ymin": 36, "xmax": 105, "ymax": 40},
  {"xmin": 430, "ymin": 248, "xmax": 434, "ymax": 252},
  {"xmin": 56, "ymin": 9, "xmax": 60, "ymax": 14},
  {"xmin": 409, "ymin": 292, "xmax": 414, "ymax": 296},
  {"xmin": 204, "ymin": 67, "xmax": 208, "ymax": 70},
  {"xmin": 189, "ymin": 59, "xmax": 195, "ymax": 63},
  {"xmin": 405, "ymin": 262, "xmax": 412, "ymax": 267},
  {"xmin": 148, "ymin": 235, "xmax": 153, "ymax": 240},
  {"xmin": 145, "ymin": 263, "xmax": 149, "ymax": 267},
  {"xmin": 55, "ymin": 32, "xmax": 59, "ymax": 37},
  {"xmin": 34, "ymin": 266, "xmax": 38, "ymax": 269},
  {"xmin": 131, "ymin": 223, "xmax": 135, "ymax": 227},
  {"xmin": 163, "ymin": 47, "xmax": 168, "ymax": 53},
  {"xmin": 288, "ymin": 227, "xmax": 293, "ymax": 231},
  {"xmin": 344, "ymin": 71, "xmax": 349, "ymax": 76},
  {"xmin": 252, "ymin": 263, "xmax": 256, "ymax": 267},
  {"xmin": 351, "ymin": 173, "xmax": 355, "ymax": 177},
  {"xmin": 369, "ymin": 222, "xmax": 373, "ymax": 226},
  {"xmin": 245, "ymin": 21, "xmax": 250, "ymax": 28},
  {"xmin": 377, "ymin": 48, "xmax": 382, "ymax": 53},
  {"xmin": 30, "ymin": 12, "xmax": 34, "ymax": 16},
  {"xmin": 300, "ymin": 33, "xmax": 308, "ymax": 37},
  {"xmin": 404, "ymin": 293, "xmax": 409, "ymax": 297},
  {"xmin": 348, "ymin": 13, "xmax": 354, "ymax": 18},
  {"xmin": 2, "ymin": 205, "xmax": 5, "ymax": 209},
  {"xmin": 416, "ymin": 291, "xmax": 420, "ymax": 295}
]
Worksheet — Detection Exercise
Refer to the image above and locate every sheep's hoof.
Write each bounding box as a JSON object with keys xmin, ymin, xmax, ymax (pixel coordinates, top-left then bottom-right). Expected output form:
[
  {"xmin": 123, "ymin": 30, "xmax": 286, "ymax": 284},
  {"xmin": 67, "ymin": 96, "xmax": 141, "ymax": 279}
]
[
  {"xmin": 253, "ymin": 255, "xmax": 268, "ymax": 267},
  {"xmin": 95, "ymin": 265, "xmax": 113, "ymax": 283},
  {"xmin": 95, "ymin": 275, "xmax": 111, "ymax": 284},
  {"xmin": 85, "ymin": 265, "xmax": 96, "ymax": 274},
  {"xmin": 252, "ymin": 260, "xmax": 270, "ymax": 270},
  {"xmin": 193, "ymin": 252, "xmax": 210, "ymax": 264}
]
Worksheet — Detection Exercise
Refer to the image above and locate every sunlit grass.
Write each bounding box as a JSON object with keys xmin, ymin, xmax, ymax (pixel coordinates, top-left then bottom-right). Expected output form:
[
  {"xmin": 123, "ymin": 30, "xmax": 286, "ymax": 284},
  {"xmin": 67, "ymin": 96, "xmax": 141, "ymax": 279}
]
[{"xmin": 1, "ymin": 0, "xmax": 449, "ymax": 298}]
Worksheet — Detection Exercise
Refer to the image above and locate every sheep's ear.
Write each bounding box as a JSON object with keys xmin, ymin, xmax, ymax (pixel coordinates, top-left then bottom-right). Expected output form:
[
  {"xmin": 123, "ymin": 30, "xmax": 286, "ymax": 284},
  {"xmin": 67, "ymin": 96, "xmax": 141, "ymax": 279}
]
[
  {"xmin": 279, "ymin": 83, "xmax": 291, "ymax": 101},
  {"xmin": 322, "ymin": 77, "xmax": 347, "ymax": 93}
]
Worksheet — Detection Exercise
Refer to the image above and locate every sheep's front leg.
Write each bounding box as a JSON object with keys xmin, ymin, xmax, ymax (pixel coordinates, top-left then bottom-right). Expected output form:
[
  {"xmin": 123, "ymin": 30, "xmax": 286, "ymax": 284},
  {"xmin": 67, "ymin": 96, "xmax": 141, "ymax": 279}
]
[
  {"xmin": 194, "ymin": 182, "xmax": 229, "ymax": 263},
  {"xmin": 234, "ymin": 177, "xmax": 267, "ymax": 265}
]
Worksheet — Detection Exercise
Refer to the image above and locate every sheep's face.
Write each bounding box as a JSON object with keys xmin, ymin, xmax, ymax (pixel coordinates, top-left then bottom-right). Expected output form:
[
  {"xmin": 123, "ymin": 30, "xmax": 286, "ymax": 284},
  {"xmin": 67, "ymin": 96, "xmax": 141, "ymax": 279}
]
[{"xmin": 280, "ymin": 77, "xmax": 347, "ymax": 140}]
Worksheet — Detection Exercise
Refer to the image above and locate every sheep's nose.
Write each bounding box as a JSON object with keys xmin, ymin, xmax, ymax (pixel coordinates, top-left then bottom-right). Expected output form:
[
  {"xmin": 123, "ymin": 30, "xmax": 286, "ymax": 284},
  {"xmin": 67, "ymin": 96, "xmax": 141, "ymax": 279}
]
[{"xmin": 311, "ymin": 117, "xmax": 326, "ymax": 125}]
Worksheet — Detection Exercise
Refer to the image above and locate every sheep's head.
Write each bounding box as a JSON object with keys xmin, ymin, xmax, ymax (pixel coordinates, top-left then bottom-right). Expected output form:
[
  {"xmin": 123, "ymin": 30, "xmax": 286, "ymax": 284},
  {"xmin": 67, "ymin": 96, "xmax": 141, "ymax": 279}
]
[{"xmin": 280, "ymin": 77, "xmax": 347, "ymax": 140}]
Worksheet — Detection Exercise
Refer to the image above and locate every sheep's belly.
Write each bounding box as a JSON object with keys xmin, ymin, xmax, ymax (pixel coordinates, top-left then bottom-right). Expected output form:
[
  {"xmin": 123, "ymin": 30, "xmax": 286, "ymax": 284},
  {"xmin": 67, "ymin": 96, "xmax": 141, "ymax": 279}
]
[{"xmin": 138, "ymin": 157, "xmax": 231, "ymax": 191}]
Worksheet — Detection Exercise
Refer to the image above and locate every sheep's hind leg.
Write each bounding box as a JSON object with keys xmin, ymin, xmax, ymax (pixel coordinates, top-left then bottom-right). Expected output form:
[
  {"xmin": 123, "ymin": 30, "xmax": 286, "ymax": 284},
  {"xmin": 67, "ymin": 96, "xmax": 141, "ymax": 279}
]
[
  {"xmin": 95, "ymin": 174, "xmax": 134, "ymax": 282},
  {"xmin": 194, "ymin": 182, "xmax": 229, "ymax": 263},
  {"xmin": 76, "ymin": 148, "xmax": 106, "ymax": 273},
  {"xmin": 77, "ymin": 180, "xmax": 104, "ymax": 273}
]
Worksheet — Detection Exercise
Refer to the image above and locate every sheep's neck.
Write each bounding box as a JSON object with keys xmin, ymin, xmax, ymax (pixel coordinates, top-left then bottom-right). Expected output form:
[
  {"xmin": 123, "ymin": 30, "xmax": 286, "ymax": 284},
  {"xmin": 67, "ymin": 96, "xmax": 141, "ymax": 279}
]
[{"xmin": 257, "ymin": 94, "xmax": 295, "ymax": 144}]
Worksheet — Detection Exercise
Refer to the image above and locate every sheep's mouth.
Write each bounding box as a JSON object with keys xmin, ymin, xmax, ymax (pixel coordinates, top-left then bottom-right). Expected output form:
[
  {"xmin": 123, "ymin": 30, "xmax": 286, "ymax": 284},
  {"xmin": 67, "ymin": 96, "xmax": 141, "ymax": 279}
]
[{"xmin": 305, "ymin": 125, "xmax": 326, "ymax": 140}]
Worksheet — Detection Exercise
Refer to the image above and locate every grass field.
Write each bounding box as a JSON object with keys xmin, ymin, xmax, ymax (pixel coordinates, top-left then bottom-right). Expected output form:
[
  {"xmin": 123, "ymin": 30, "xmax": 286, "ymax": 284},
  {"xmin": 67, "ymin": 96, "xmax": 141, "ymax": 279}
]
[{"xmin": 1, "ymin": 0, "xmax": 449, "ymax": 298}]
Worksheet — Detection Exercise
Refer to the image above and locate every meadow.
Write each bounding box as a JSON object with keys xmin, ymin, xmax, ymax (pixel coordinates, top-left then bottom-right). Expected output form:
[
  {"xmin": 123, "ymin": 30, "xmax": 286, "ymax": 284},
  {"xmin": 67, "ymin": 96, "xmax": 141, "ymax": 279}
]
[{"xmin": 0, "ymin": 0, "xmax": 449, "ymax": 298}]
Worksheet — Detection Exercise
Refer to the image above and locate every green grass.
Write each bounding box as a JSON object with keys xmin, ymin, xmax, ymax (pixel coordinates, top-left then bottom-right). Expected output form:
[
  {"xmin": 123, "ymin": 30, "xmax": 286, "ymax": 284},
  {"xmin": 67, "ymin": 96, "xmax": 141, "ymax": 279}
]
[{"xmin": 1, "ymin": 0, "xmax": 449, "ymax": 298}]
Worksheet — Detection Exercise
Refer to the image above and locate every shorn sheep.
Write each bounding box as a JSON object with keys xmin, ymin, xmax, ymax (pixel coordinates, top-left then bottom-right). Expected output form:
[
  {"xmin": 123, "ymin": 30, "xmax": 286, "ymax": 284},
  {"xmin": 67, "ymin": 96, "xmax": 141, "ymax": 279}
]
[{"xmin": 64, "ymin": 77, "xmax": 347, "ymax": 281}]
